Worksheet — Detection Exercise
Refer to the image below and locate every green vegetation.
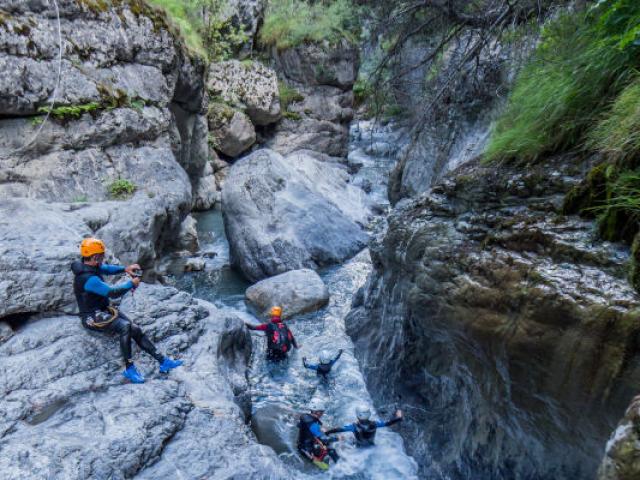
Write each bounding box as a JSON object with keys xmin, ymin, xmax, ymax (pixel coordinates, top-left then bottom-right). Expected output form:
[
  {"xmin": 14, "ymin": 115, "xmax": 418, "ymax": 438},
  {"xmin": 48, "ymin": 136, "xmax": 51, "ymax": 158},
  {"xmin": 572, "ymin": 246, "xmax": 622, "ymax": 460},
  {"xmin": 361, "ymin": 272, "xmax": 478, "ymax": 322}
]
[
  {"xmin": 587, "ymin": 76, "xmax": 640, "ymax": 161},
  {"xmin": 279, "ymin": 81, "xmax": 304, "ymax": 109},
  {"xmin": 107, "ymin": 178, "xmax": 137, "ymax": 200},
  {"xmin": 278, "ymin": 81, "xmax": 304, "ymax": 120},
  {"xmin": 259, "ymin": 0, "xmax": 359, "ymax": 50},
  {"xmin": 38, "ymin": 102, "xmax": 101, "ymax": 119},
  {"xmin": 144, "ymin": 0, "xmax": 207, "ymax": 57},
  {"xmin": 141, "ymin": 0, "xmax": 247, "ymax": 61},
  {"xmin": 485, "ymin": 0, "xmax": 640, "ymax": 163}
]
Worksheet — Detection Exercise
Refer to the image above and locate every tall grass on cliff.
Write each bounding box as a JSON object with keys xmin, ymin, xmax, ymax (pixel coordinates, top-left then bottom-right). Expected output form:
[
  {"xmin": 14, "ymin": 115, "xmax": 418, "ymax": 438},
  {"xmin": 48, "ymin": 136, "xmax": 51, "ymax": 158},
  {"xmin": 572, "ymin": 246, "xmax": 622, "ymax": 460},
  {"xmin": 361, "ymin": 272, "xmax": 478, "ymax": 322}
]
[
  {"xmin": 259, "ymin": 0, "xmax": 359, "ymax": 50},
  {"xmin": 145, "ymin": 0, "xmax": 206, "ymax": 58},
  {"xmin": 485, "ymin": 0, "xmax": 640, "ymax": 163},
  {"xmin": 145, "ymin": 0, "xmax": 246, "ymax": 60}
]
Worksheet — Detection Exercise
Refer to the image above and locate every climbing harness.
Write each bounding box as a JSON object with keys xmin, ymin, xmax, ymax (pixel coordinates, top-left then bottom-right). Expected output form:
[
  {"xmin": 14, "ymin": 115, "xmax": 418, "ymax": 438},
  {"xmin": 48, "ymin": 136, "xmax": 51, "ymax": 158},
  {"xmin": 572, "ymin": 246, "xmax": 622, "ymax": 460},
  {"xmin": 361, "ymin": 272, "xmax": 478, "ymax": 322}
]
[{"xmin": 87, "ymin": 306, "xmax": 118, "ymax": 328}]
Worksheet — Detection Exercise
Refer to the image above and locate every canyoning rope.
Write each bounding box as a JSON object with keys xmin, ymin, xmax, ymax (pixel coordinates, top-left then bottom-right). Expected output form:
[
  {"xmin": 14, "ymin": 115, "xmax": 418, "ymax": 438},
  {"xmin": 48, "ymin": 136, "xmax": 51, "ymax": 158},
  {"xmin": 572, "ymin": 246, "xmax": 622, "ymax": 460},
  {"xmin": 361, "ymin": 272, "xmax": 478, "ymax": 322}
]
[{"xmin": 6, "ymin": 0, "xmax": 63, "ymax": 158}]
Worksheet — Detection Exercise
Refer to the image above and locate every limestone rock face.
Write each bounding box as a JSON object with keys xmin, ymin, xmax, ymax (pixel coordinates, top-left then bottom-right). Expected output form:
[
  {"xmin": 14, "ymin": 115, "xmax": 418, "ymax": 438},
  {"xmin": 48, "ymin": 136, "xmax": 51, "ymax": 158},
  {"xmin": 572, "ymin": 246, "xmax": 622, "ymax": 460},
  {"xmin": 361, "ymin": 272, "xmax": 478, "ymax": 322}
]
[
  {"xmin": 245, "ymin": 268, "xmax": 330, "ymax": 318},
  {"xmin": 265, "ymin": 40, "xmax": 359, "ymax": 158},
  {"xmin": 0, "ymin": 284, "xmax": 291, "ymax": 479},
  {"xmin": 208, "ymin": 60, "xmax": 281, "ymax": 126},
  {"xmin": 598, "ymin": 395, "xmax": 640, "ymax": 480},
  {"xmin": 347, "ymin": 155, "xmax": 640, "ymax": 479},
  {"xmin": 222, "ymin": 149, "xmax": 371, "ymax": 282},
  {"xmin": 0, "ymin": 0, "xmax": 207, "ymax": 278}
]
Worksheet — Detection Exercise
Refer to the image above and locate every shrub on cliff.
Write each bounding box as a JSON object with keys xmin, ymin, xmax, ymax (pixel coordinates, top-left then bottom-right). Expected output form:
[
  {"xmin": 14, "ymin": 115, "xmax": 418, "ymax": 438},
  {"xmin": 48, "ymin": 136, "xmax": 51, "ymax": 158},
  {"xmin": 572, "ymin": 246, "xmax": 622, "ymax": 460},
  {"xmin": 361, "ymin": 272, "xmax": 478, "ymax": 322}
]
[
  {"xmin": 485, "ymin": 0, "xmax": 640, "ymax": 163},
  {"xmin": 259, "ymin": 0, "xmax": 359, "ymax": 50}
]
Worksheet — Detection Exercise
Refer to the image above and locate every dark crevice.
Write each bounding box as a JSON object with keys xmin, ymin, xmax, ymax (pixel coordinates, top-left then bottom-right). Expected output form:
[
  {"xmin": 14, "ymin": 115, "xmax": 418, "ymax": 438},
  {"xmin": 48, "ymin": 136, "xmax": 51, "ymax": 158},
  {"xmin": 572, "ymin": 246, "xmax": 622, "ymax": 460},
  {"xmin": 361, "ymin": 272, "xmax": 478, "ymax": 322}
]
[{"xmin": 2, "ymin": 311, "xmax": 37, "ymax": 331}]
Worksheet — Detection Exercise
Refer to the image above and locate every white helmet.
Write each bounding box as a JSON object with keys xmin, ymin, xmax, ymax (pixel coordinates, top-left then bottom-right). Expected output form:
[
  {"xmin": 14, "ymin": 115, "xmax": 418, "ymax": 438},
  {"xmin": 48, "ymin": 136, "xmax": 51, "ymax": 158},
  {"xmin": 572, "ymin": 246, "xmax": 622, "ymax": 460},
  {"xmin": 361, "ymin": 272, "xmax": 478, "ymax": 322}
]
[
  {"xmin": 319, "ymin": 350, "xmax": 332, "ymax": 364},
  {"xmin": 356, "ymin": 405, "xmax": 371, "ymax": 421},
  {"xmin": 309, "ymin": 399, "xmax": 326, "ymax": 413}
]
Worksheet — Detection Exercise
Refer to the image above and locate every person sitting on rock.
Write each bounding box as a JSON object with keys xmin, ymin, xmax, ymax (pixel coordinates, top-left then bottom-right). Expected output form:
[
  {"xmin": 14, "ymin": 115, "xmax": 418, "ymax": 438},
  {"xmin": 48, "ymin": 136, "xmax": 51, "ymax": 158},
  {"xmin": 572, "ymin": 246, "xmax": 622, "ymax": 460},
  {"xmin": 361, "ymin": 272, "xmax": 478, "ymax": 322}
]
[
  {"xmin": 298, "ymin": 399, "xmax": 340, "ymax": 469},
  {"xmin": 303, "ymin": 349, "xmax": 343, "ymax": 378},
  {"xmin": 326, "ymin": 405, "xmax": 403, "ymax": 447},
  {"xmin": 71, "ymin": 238, "xmax": 183, "ymax": 384},
  {"xmin": 245, "ymin": 306, "xmax": 299, "ymax": 361}
]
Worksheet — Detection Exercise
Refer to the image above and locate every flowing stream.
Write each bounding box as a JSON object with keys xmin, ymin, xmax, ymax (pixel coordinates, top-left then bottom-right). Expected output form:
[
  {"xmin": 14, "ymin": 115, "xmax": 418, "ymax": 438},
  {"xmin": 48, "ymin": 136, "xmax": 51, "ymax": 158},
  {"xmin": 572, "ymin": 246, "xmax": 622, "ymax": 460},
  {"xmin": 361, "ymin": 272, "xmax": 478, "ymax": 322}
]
[{"xmin": 169, "ymin": 121, "xmax": 421, "ymax": 478}]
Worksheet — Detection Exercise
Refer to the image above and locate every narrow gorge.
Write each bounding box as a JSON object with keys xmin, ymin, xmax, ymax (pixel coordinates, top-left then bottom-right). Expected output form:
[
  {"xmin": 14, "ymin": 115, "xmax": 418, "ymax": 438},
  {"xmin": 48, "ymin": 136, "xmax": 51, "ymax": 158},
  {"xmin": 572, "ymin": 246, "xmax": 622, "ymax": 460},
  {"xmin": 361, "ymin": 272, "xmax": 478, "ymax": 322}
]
[{"xmin": 1, "ymin": 1, "xmax": 639, "ymax": 479}]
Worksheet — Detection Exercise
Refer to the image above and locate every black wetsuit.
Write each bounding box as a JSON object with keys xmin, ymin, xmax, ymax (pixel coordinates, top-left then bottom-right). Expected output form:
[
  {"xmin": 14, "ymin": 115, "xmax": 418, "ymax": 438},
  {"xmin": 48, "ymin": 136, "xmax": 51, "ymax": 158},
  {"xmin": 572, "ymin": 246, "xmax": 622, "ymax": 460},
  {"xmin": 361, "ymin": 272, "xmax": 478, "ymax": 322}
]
[
  {"xmin": 71, "ymin": 261, "xmax": 163, "ymax": 366},
  {"xmin": 298, "ymin": 414, "xmax": 339, "ymax": 463},
  {"xmin": 327, "ymin": 416, "xmax": 403, "ymax": 447}
]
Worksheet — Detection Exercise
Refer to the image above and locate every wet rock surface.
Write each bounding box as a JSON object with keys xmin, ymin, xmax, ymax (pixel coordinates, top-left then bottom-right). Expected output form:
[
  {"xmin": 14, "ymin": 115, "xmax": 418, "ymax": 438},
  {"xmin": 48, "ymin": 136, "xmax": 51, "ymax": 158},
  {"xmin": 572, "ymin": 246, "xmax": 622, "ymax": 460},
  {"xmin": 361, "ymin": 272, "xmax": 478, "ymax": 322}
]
[
  {"xmin": 245, "ymin": 268, "xmax": 330, "ymax": 318},
  {"xmin": 347, "ymin": 155, "xmax": 640, "ymax": 479},
  {"xmin": 222, "ymin": 149, "xmax": 371, "ymax": 282},
  {"xmin": 0, "ymin": 284, "xmax": 289, "ymax": 479}
]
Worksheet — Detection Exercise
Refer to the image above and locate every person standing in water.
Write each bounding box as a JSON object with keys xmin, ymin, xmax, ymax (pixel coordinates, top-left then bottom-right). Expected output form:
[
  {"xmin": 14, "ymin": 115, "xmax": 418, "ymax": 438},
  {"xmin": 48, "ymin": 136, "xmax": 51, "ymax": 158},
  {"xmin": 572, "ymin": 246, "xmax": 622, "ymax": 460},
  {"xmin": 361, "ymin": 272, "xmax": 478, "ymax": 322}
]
[
  {"xmin": 326, "ymin": 405, "xmax": 403, "ymax": 447},
  {"xmin": 245, "ymin": 306, "xmax": 299, "ymax": 361},
  {"xmin": 303, "ymin": 349, "xmax": 343, "ymax": 378}
]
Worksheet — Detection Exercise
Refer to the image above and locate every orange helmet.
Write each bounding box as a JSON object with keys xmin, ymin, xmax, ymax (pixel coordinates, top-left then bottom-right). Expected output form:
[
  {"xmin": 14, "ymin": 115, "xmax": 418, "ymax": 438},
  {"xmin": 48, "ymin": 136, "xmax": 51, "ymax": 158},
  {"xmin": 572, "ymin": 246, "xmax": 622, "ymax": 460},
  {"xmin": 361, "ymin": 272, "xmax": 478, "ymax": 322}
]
[
  {"xmin": 270, "ymin": 306, "xmax": 282, "ymax": 317},
  {"xmin": 80, "ymin": 238, "xmax": 106, "ymax": 257}
]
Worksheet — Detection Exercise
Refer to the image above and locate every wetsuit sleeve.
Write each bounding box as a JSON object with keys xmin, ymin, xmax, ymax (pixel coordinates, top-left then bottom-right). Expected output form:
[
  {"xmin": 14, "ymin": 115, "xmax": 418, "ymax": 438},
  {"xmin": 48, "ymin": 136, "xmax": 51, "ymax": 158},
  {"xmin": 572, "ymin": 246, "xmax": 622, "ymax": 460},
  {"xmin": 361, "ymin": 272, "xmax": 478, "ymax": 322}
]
[
  {"xmin": 326, "ymin": 424, "xmax": 356, "ymax": 435},
  {"xmin": 247, "ymin": 323, "xmax": 268, "ymax": 331},
  {"xmin": 376, "ymin": 416, "xmax": 403, "ymax": 428},
  {"xmin": 304, "ymin": 361, "xmax": 319, "ymax": 371},
  {"xmin": 329, "ymin": 350, "xmax": 343, "ymax": 367},
  {"xmin": 309, "ymin": 423, "xmax": 334, "ymax": 444},
  {"xmin": 98, "ymin": 264, "xmax": 126, "ymax": 275},
  {"xmin": 84, "ymin": 276, "xmax": 133, "ymax": 298}
]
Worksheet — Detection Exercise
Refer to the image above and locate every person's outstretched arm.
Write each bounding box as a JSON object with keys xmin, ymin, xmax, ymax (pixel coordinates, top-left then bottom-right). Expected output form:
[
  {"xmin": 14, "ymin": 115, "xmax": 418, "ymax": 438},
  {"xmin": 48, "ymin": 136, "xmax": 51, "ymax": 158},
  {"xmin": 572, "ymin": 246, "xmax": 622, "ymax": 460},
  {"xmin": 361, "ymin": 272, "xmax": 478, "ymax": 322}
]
[
  {"xmin": 330, "ymin": 349, "xmax": 344, "ymax": 367},
  {"xmin": 289, "ymin": 329, "xmax": 299, "ymax": 349},
  {"xmin": 245, "ymin": 322, "xmax": 267, "ymax": 331},
  {"xmin": 303, "ymin": 357, "xmax": 319, "ymax": 371},
  {"xmin": 376, "ymin": 410, "xmax": 404, "ymax": 428},
  {"xmin": 84, "ymin": 275, "xmax": 133, "ymax": 298},
  {"xmin": 326, "ymin": 423, "xmax": 356, "ymax": 435},
  {"xmin": 309, "ymin": 422, "xmax": 336, "ymax": 444},
  {"xmin": 98, "ymin": 264, "xmax": 125, "ymax": 275}
]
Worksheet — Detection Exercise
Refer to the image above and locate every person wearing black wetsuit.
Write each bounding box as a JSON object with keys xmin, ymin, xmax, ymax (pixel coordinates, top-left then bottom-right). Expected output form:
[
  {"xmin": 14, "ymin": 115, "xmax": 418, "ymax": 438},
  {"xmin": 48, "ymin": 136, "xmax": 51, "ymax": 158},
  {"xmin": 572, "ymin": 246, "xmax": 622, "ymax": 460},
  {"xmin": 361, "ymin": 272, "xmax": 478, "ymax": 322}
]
[
  {"xmin": 245, "ymin": 306, "xmax": 299, "ymax": 361},
  {"xmin": 72, "ymin": 237, "xmax": 182, "ymax": 384},
  {"xmin": 326, "ymin": 406, "xmax": 403, "ymax": 447},
  {"xmin": 303, "ymin": 349, "xmax": 343, "ymax": 378},
  {"xmin": 297, "ymin": 400, "xmax": 339, "ymax": 466}
]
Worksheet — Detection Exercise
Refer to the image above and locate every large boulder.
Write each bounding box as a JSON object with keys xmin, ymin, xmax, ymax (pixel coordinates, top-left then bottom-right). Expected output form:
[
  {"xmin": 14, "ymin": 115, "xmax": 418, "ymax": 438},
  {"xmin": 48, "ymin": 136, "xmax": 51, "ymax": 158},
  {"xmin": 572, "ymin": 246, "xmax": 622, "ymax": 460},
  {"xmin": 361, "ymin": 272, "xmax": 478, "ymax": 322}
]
[
  {"xmin": 208, "ymin": 102, "xmax": 256, "ymax": 157},
  {"xmin": 245, "ymin": 268, "xmax": 330, "ymax": 318},
  {"xmin": 222, "ymin": 149, "xmax": 371, "ymax": 282},
  {"xmin": 208, "ymin": 60, "xmax": 281, "ymax": 126},
  {"xmin": 0, "ymin": 284, "xmax": 291, "ymax": 479}
]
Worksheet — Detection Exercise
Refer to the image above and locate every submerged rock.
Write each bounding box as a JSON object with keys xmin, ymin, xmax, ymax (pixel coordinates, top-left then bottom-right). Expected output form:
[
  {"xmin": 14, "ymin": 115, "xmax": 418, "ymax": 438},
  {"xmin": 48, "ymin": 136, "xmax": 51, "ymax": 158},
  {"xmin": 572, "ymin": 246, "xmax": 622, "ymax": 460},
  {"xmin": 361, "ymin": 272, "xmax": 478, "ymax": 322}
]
[
  {"xmin": 245, "ymin": 268, "xmax": 330, "ymax": 318},
  {"xmin": 222, "ymin": 149, "xmax": 371, "ymax": 282}
]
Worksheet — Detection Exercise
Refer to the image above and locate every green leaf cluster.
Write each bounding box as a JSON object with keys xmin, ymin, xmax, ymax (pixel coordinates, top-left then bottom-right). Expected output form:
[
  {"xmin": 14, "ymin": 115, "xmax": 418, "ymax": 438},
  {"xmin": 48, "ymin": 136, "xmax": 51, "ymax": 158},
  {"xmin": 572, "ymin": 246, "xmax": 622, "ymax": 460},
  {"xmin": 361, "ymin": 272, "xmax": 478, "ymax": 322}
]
[{"xmin": 107, "ymin": 178, "xmax": 137, "ymax": 200}]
